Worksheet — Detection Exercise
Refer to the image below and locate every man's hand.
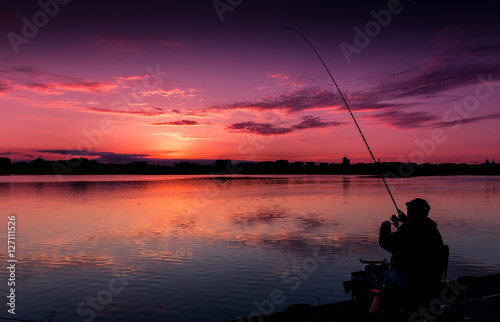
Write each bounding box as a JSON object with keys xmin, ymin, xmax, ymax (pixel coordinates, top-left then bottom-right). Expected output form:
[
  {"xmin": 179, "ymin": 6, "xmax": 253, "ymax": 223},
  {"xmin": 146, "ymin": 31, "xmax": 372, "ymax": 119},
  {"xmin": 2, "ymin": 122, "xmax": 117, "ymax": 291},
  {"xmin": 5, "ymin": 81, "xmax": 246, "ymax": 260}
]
[
  {"xmin": 381, "ymin": 220, "xmax": 392, "ymax": 229},
  {"xmin": 398, "ymin": 210, "xmax": 408, "ymax": 224}
]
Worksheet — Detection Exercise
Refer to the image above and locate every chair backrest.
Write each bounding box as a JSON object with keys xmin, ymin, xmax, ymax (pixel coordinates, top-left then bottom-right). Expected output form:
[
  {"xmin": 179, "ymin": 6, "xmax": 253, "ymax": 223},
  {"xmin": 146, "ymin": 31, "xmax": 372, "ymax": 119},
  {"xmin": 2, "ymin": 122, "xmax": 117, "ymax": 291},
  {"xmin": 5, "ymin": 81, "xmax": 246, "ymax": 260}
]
[{"xmin": 441, "ymin": 244, "xmax": 449, "ymax": 281}]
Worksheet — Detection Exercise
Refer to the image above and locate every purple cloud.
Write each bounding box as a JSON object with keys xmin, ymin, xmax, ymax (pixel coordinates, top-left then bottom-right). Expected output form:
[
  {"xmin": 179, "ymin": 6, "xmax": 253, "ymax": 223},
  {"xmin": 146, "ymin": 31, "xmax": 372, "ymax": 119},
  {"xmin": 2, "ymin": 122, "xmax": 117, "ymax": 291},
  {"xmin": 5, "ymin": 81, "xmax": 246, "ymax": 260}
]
[
  {"xmin": 3, "ymin": 66, "xmax": 42, "ymax": 75},
  {"xmin": 372, "ymin": 40, "xmax": 500, "ymax": 101},
  {"xmin": 370, "ymin": 111, "xmax": 440, "ymax": 129},
  {"xmin": 204, "ymin": 39, "xmax": 500, "ymax": 132},
  {"xmin": 433, "ymin": 112, "xmax": 500, "ymax": 128},
  {"xmin": 208, "ymin": 88, "xmax": 341, "ymax": 113},
  {"xmin": 292, "ymin": 116, "xmax": 343, "ymax": 129},
  {"xmin": 226, "ymin": 122, "xmax": 294, "ymax": 135},
  {"xmin": 227, "ymin": 115, "xmax": 342, "ymax": 135},
  {"xmin": 0, "ymin": 81, "xmax": 11, "ymax": 93}
]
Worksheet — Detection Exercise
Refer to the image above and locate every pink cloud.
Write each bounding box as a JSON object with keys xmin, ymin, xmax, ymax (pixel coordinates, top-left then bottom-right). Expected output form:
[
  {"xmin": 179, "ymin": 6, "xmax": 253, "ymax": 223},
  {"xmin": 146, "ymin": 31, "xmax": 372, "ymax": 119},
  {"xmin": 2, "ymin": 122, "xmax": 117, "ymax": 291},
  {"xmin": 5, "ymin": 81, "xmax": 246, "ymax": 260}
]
[
  {"xmin": 3, "ymin": 67, "xmax": 118, "ymax": 96},
  {"xmin": 266, "ymin": 73, "xmax": 290, "ymax": 80},
  {"xmin": 17, "ymin": 99, "xmax": 101, "ymax": 111},
  {"xmin": 266, "ymin": 72, "xmax": 305, "ymax": 87},
  {"xmin": 0, "ymin": 80, "xmax": 12, "ymax": 96},
  {"xmin": 140, "ymin": 88, "xmax": 197, "ymax": 98},
  {"xmin": 21, "ymin": 81, "xmax": 116, "ymax": 95},
  {"xmin": 153, "ymin": 132, "xmax": 206, "ymax": 140},
  {"xmin": 87, "ymin": 106, "xmax": 165, "ymax": 117},
  {"xmin": 116, "ymin": 75, "xmax": 144, "ymax": 82},
  {"xmin": 56, "ymin": 82, "xmax": 117, "ymax": 93}
]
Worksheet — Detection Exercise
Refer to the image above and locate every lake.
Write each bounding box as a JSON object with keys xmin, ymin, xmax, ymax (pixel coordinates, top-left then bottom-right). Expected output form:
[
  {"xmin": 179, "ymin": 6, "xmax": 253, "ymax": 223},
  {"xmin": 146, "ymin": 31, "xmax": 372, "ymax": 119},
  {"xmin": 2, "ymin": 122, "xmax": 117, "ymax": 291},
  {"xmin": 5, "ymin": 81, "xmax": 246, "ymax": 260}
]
[{"xmin": 0, "ymin": 174, "xmax": 499, "ymax": 322}]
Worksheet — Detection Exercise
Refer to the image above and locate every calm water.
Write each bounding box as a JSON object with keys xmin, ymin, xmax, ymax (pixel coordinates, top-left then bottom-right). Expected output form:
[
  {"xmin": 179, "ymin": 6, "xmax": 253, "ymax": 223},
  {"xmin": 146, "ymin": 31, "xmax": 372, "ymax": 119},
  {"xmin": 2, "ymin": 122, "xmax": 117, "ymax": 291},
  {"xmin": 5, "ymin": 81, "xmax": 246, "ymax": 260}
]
[{"xmin": 0, "ymin": 175, "xmax": 499, "ymax": 322}]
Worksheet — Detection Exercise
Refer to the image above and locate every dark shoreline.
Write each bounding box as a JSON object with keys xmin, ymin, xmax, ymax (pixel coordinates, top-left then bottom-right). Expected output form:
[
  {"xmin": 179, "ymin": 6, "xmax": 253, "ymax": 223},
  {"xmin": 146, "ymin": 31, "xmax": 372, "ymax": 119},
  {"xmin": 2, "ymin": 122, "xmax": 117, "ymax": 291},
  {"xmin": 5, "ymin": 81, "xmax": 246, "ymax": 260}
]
[{"xmin": 1, "ymin": 157, "xmax": 499, "ymax": 177}]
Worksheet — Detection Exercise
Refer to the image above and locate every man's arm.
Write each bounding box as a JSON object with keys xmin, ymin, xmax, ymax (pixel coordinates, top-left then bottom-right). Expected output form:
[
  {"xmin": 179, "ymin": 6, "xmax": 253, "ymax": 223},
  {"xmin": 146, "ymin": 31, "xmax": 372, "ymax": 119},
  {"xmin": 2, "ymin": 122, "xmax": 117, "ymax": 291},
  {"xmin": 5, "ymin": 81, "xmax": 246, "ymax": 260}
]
[{"xmin": 379, "ymin": 220, "xmax": 402, "ymax": 254}]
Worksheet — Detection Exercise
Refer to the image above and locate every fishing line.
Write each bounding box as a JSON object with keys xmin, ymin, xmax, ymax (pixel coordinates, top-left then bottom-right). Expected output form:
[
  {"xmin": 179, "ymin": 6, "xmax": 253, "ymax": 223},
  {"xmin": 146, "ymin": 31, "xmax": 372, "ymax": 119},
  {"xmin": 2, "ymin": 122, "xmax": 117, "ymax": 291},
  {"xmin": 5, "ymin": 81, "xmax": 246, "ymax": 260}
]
[{"xmin": 275, "ymin": 27, "xmax": 400, "ymax": 213}]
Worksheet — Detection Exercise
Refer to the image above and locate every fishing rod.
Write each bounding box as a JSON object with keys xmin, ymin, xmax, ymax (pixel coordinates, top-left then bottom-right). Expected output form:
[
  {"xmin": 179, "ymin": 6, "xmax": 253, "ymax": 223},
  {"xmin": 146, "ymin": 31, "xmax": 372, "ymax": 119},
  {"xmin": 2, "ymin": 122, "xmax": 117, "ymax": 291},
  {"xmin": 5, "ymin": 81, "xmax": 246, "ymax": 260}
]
[{"xmin": 275, "ymin": 27, "xmax": 401, "ymax": 214}]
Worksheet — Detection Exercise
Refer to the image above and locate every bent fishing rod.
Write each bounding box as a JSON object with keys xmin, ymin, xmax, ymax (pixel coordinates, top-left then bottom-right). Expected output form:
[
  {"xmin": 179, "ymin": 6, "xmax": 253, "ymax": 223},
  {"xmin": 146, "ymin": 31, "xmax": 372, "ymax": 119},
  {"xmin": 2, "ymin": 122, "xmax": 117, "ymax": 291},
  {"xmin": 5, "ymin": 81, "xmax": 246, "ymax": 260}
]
[{"xmin": 275, "ymin": 27, "xmax": 401, "ymax": 215}]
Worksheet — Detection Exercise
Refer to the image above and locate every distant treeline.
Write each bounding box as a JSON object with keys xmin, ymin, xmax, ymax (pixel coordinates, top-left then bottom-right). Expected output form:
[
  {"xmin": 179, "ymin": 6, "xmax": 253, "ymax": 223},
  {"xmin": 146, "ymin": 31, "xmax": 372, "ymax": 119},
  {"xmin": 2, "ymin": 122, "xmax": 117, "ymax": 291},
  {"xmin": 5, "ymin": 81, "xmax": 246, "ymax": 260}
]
[{"xmin": 0, "ymin": 157, "xmax": 498, "ymax": 177}]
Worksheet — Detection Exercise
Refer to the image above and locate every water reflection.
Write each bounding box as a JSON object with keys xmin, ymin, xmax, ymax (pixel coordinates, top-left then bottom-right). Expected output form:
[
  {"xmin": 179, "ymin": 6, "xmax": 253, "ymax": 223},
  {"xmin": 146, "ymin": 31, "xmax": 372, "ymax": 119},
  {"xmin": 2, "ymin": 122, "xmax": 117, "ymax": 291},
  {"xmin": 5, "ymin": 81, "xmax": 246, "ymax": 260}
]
[
  {"xmin": 342, "ymin": 176, "xmax": 350, "ymax": 199},
  {"xmin": 68, "ymin": 181, "xmax": 89, "ymax": 192},
  {"xmin": 0, "ymin": 175, "xmax": 499, "ymax": 322},
  {"xmin": 231, "ymin": 207, "xmax": 289, "ymax": 226},
  {"xmin": 0, "ymin": 181, "xmax": 10, "ymax": 194},
  {"xmin": 485, "ymin": 180, "xmax": 497, "ymax": 203}
]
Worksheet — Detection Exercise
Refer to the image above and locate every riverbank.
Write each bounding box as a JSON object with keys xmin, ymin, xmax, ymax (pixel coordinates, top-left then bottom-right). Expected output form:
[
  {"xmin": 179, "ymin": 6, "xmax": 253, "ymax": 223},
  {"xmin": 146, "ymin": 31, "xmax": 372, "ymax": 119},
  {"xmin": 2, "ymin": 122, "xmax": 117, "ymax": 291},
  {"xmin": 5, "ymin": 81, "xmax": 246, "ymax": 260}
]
[
  {"xmin": 225, "ymin": 273, "xmax": 500, "ymax": 322},
  {"xmin": 1, "ymin": 157, "xmax": 499, "ymax": 176}
]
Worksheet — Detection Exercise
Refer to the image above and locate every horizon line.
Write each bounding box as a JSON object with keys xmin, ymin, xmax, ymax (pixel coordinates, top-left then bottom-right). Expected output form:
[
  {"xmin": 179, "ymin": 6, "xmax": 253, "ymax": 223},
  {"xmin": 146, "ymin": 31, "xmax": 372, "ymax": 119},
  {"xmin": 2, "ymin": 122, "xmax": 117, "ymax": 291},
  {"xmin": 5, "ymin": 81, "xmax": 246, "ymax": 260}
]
[{"xmin": 0, "ymin": 155, "xmax": 496, "ymax": 166}]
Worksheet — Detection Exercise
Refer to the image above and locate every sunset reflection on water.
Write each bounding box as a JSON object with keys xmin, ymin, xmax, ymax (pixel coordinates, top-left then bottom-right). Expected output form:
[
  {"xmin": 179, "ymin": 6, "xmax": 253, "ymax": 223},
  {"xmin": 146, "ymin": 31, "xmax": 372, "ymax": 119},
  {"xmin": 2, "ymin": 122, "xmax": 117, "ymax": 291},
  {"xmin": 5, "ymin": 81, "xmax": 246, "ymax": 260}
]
[{"xmin": 0, "ymin": 175, "xmax": 499, "ymax": 322}]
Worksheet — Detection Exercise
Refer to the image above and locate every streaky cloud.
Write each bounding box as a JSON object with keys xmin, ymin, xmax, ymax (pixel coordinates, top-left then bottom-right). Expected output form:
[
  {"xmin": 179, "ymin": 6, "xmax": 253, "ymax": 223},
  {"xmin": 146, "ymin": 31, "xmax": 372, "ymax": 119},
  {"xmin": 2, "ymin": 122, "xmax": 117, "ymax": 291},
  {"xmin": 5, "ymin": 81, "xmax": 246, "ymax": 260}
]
[
  {"xmin": 152, "ymin": 120, "xmax": 199, "ymax": 126},
  {"xmin": 87, "ymin": 107, "xmax": 165, "ymax": 116},
  {"xmin": 292, "ymin": 116, "xmax": 343, "ymax": 129},
  {"xmin": 207, "ymin": 87, "xmax": 340, "ymax": 113},
  {"xmin": 227, "ymin": 121, "xmax": 294, "ymax": 135},
  {"xmin": 370, "ymin": 111, "xmax": 439, "ymax": 129},
  {"xmin": 0, "ymin": 80, "xmax": 11, "ymax": 94},
  {"xmin": 226, "ymin": 115, "xmax": 342, "ymax": 135},
  {"xmin": 37, "ymin": 150, "xmax": 150, "ymax": 164},
  {"xmin": 432, "ymin": 112, "xmax": 500, "ymax": 128}
]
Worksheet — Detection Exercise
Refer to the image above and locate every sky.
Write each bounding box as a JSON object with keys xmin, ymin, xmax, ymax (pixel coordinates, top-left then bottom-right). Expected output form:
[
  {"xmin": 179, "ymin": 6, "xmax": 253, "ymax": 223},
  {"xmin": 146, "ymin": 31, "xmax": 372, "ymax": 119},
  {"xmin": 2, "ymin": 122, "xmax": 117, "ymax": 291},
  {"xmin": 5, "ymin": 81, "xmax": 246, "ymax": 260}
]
[{"xmin": 1, "ymin": 0, "xmax": 499, "ymax": 165}]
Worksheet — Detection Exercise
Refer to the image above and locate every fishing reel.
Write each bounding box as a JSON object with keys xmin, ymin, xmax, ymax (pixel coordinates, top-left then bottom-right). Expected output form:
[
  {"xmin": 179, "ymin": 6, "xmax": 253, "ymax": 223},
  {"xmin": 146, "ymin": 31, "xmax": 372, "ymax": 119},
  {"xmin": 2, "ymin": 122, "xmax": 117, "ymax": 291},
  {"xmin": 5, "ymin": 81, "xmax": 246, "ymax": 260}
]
[{"xmin": 390, "ymin": 210, "xmax": 408, "ymax": 229}]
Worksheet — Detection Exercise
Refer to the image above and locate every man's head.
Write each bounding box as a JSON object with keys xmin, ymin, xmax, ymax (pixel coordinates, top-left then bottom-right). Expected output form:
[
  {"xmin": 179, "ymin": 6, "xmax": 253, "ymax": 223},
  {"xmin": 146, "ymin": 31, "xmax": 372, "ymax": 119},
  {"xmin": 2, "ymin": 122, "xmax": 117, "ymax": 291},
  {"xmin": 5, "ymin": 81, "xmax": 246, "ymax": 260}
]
[{"xmin": 406, "ymin": 198, "xmax": 430, "ymax": 221}]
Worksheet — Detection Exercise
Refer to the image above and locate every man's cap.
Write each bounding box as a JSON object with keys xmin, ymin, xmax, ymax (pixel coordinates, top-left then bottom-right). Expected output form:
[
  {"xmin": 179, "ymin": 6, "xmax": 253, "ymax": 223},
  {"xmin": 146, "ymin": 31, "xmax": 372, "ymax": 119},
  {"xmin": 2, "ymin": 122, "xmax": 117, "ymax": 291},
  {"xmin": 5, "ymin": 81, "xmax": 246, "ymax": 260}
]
[{"xmin": 405, "ymin": 198, "xmax": 431, "ymax": 213}]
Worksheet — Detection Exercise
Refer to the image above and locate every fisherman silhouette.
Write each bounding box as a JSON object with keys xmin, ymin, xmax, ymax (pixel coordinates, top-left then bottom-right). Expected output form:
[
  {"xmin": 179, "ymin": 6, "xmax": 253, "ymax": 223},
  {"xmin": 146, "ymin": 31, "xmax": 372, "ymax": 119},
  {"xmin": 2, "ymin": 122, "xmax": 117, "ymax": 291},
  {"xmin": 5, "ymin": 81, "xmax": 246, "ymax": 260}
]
[{"xmin": 369, "ymin": 198, "xmax": 444, "ymax": 315}]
